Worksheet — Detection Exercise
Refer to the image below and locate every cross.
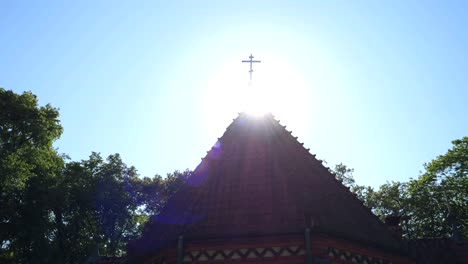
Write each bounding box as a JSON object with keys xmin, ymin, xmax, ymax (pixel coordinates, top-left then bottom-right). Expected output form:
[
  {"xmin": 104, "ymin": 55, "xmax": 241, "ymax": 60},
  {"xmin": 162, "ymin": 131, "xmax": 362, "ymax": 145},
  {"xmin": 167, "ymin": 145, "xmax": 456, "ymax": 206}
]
[{"xmin": 242, "ymin": 54, "xmax": 261, "ymax": 81}]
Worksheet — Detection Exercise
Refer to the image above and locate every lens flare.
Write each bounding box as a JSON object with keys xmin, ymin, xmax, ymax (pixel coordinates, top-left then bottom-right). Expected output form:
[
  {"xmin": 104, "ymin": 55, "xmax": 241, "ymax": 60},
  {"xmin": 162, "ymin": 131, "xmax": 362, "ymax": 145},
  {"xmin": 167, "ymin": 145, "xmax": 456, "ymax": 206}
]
[{"xmin": 202, "ymin": 54, "xmax": 310, "ymax": 132}]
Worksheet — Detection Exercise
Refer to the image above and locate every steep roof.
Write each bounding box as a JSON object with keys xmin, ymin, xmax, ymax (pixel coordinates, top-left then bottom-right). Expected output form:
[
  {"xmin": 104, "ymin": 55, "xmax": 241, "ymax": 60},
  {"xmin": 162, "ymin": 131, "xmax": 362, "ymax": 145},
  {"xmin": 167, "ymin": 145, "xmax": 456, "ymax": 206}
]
[{"xmin": 132, "ymin": 113, "xmax": 402, "ymax": 256}]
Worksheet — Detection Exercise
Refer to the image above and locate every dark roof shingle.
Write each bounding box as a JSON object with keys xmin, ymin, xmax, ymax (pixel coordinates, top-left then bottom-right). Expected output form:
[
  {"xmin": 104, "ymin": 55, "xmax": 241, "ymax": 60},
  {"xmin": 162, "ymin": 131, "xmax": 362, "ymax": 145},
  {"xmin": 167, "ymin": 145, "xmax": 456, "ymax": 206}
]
[{"xmin": 131, "ymin": 113, "xmax": 402, "ymax": 257}]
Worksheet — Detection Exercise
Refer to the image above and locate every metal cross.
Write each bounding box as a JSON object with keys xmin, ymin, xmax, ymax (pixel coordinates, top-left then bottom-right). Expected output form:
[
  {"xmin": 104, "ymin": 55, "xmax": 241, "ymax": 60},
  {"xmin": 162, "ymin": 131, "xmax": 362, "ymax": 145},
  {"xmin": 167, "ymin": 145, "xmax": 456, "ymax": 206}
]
[{"xmin": 242, "ymin": 54, "xmax": 261, "ymax": 81}]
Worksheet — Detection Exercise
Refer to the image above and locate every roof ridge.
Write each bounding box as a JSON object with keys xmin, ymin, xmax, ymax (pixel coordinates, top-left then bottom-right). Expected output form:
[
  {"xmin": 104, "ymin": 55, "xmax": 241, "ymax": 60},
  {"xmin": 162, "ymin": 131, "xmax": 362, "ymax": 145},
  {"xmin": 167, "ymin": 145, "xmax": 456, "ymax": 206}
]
[
  {"xmin": 279, "ymin": 116, "xmax": 402, "ymax": 248},
  {"xmin": 271, "ymin": 115, "xmax": 402, "ymax": 251}
]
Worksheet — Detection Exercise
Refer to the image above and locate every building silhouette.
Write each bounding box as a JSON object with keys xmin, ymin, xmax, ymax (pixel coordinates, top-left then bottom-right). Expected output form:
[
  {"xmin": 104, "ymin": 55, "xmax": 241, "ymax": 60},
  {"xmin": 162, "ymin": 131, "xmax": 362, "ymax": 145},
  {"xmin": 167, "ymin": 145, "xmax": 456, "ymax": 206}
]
[{"xmin": 129, "ymin": 113, "xmax": 424, "ymax": 263}]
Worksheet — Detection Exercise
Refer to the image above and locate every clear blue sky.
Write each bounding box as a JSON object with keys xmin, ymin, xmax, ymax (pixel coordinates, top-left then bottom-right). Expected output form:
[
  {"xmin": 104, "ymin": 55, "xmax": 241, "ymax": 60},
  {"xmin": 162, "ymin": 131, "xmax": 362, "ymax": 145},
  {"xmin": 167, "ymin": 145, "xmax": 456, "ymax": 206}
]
[{"xmin": 1, "ymin": 1, "xmax": 467, "ymax": 187}]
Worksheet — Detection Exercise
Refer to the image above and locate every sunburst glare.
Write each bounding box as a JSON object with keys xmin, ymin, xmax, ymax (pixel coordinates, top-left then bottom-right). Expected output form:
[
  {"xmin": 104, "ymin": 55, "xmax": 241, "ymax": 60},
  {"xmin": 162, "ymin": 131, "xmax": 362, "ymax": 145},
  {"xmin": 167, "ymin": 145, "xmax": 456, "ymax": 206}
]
[{"xmin": 202, "ymin": 54, "xmax": 311, "ymax": 132}]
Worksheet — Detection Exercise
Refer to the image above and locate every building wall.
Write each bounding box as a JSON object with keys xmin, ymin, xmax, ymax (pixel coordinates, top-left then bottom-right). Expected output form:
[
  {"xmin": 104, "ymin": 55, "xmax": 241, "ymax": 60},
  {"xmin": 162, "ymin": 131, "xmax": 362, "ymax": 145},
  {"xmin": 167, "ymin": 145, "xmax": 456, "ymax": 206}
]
[{"xmin": 145, "ymin": 234, "xmax": 413, "ymax": 264}]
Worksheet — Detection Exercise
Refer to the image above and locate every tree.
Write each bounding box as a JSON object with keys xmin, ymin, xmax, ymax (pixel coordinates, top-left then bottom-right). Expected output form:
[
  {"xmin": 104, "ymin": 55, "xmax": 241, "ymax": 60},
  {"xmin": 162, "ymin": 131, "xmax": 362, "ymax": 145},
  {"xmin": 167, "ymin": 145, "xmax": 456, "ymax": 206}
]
[
  {"xmin": 331, "ymin": 163, "xmax": 374, "ymax": 206},
  {"xmin": 363, "ymin": 181, "xmax": 415, "ymax": 238},
  {"xmin": 136, "ymin": 170, "xmax": 192, "ymax": 216},
  {"xmin": 0, "ymin": 88, "xmax": 64, "ymax": 263},
  {"xmin": 407, "ymin": 137, "xmax": 468, "ymax": 239},
  {"xmin": 333, "ymin": 138, "xmax": 467, "ymax": 240},
  {"xmin": 0, "ymin": 88, "xmax": 196, "ymax": 262},
  {"xmin": 48, "ymin": 153, "xmax": 149, "ymax": 263},
  {"xmin": 49, "ymin": 154, "xmax": 192, "ymax": 262}
]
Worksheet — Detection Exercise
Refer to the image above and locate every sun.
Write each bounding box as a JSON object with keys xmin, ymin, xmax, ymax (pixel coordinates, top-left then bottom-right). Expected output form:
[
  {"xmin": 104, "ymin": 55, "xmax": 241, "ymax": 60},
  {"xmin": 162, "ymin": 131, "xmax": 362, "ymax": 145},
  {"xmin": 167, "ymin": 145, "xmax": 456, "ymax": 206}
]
[
  {"xmin": 240, "ymin": 82, "xmax": 267, "ymax": 117},
  {"xmin": 202, "ymin": 54, "xmax": 311, "ymax": 131}
]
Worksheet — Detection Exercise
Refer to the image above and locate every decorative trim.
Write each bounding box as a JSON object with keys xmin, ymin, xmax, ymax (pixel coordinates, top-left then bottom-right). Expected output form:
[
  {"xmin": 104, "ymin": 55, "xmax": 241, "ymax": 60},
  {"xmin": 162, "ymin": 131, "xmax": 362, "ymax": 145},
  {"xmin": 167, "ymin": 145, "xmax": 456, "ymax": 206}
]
[
  {"xmin": 327, "ymin": 247, "xmax": 392, "ymax": 264},
  {"xmin": 184, "ymin": 245, "xmax": 305, "ymax": 262},
  {"xmin": 152, "ymin": 256, "xmax": 166, "ymax": 264}
]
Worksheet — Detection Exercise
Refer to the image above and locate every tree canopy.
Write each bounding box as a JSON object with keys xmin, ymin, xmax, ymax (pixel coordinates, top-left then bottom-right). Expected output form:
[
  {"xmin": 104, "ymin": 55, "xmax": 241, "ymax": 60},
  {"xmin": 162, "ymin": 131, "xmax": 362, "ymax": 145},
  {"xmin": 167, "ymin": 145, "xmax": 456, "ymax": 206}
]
[
  {"xmin": 0, "ymin": 88, "xmax": 190, "ymax": 263},
  {"xmin": 406, "ymin": 137, "xmax": 467, "ymax": 239},
  {"xmin": 0, "ymin": 88, "xmax": 64, "ymax": 263},
  {"xmin": 331, "ymin": 138, "xmax": 467, "ymax": 239}
]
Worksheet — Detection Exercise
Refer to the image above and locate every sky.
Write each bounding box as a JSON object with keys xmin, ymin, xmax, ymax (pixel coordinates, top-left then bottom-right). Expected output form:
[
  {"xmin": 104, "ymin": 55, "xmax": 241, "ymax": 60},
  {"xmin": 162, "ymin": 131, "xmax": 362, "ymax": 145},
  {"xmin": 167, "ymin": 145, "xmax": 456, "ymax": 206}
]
[{"xmin": 1, "ymin": 1, "xmax": 467, "ymax": 188}]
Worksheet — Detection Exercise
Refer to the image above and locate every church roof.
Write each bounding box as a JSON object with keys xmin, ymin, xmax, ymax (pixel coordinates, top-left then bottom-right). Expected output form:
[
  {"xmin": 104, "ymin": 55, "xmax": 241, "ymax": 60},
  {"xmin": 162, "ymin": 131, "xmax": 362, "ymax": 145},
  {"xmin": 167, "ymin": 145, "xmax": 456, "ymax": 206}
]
[{"xmin": 132, "ymin": 113, "xmax": 402, "ymax": 256}]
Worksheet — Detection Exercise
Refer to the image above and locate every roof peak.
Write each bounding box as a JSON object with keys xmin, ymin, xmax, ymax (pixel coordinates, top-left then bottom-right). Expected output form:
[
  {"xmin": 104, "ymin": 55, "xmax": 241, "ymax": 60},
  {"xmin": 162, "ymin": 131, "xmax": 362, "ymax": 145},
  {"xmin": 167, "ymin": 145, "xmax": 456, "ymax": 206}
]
[{"xmin": 134, "ymin": 112, "xmax": 402, "ymax": 254}]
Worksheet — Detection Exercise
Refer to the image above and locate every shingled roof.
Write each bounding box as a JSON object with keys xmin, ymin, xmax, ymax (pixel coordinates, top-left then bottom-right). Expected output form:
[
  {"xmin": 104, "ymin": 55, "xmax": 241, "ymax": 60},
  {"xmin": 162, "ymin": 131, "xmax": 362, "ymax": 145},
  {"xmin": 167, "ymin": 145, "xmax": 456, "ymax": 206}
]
[{"xmin": 131, "ymin": 113, "xmax": 402, "ymax": 257}]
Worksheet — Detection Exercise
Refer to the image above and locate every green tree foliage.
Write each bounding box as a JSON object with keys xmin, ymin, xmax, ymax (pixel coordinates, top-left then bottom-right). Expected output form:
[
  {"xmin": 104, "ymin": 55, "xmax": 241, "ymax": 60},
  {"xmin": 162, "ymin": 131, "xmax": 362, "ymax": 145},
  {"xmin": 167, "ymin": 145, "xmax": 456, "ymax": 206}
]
[
  {"xmin": 363, "ymin": 181, "xmax": 414, "ymax": 238},
  {"xmin": 0, "ymin": 88, "xmax": 64, "ymax": 263},
  {"xmin": 138, "ymin": 170, "xmax": 192, "ymax": 215},
  {"xmin": 331, "ymin": 163, "xmax": 374, "ymax": 208},
  {"xmin": 38, "ymin": 152, "xmax": 191, "ymax": 263},
  {"xmin": 50, "ymin": 153, "xmax": 155, "ymax": 263},
  {"xmin": 50, "ymin": 156, "xmax": 191, "ymax": 262},
  {"xmin": 332, "ymin": 138, "xmax": 467, "ymax": 239},
  {"xmin": 406, "ymin": 137, "xmax": 468, "ymax": 239},
  {"xmin": 0, "ymin": 88, "xmax": 191, "ymax": 263}
]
